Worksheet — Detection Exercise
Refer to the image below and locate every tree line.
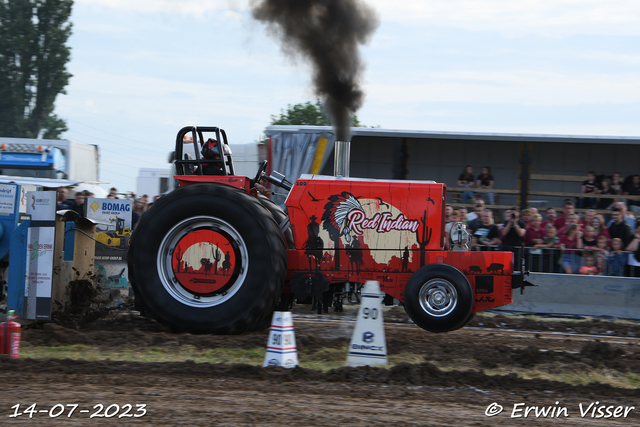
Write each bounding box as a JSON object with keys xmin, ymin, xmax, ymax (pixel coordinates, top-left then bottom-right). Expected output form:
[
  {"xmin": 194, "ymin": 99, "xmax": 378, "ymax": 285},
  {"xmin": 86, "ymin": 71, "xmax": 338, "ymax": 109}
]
[{"xmin": 0, "ymin": 0, "xmax": 73, "ymax": 139}]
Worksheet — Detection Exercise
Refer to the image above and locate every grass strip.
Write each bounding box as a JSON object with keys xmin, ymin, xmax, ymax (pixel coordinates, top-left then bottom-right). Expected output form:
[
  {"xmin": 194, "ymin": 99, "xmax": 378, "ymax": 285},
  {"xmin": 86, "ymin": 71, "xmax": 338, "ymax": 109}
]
[{"xmin": 18, "ymin": 343, "xmax": 640, "ymax": 389}]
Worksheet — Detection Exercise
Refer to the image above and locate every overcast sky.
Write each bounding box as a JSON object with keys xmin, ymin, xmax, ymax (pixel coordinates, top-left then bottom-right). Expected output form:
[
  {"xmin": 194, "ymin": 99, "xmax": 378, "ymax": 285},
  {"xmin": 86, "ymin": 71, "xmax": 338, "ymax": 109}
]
[{"xmin": 56, "ymin": 0, "xmax": 640, "ymax": 193}]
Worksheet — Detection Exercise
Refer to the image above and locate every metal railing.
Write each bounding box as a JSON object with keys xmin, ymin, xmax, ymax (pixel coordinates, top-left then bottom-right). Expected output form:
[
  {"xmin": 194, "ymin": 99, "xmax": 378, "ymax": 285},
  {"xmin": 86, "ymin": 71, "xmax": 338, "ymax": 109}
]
[{"xmin": 467, "ymin": 244, "xmax": 639, "ymax": 277}]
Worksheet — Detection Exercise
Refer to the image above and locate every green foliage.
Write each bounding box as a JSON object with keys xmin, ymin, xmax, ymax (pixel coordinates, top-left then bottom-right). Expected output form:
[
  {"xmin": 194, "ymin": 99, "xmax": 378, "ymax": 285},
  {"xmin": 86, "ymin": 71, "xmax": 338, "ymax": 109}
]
[
  {"xmin": 0, "ymin": 0, "xmax": 73, "ymax": 139},
  {"xmin": 41, "ymin": 112, "xmax": 68, "ymax": 139},
  {"xmin": 270, "ymin": 99, "xmax": 363, "ymax": 128},
  {"xmin": 261, "ymin": 99, "xmax": 363, "ymax": 143},
  {"xmin": 270, "ymin": 100, "xmax": 331, "ymax": 126}
]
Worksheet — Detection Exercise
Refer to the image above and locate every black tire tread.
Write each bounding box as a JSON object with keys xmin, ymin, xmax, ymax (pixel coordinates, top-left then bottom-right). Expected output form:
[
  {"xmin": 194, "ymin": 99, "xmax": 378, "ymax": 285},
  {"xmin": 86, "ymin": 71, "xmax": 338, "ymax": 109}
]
[
  {"xmin": 128, "ymin": 183, "xmax": 286, "ymax": 334},
  {"xmin": 403, "ymin": 263, "xmax": 473, "ymax": 333}
]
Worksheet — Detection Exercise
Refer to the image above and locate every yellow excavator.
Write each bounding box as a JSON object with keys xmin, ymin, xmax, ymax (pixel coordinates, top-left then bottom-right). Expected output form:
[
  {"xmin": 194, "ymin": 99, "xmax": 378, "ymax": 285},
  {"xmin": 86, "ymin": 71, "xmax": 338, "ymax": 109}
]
[{"xmin": 96, "ymin": 217, "xmax": 132, "ymax": 249}]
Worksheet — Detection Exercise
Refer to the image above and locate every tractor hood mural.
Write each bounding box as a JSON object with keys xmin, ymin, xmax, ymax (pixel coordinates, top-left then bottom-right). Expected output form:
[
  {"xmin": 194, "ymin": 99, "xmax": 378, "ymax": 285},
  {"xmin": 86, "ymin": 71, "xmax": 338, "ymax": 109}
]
[
  {"xmin": 287, "ymin": 175, "xmax": 444, "ymax": 273},
  {"xmin": 320, "ymin": 191, "xmax": 422, "ymax": 269}
]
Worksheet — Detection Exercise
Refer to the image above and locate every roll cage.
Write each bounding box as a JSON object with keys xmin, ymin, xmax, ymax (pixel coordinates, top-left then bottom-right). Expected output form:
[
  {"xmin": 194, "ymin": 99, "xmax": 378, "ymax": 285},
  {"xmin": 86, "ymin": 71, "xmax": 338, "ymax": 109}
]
[{"xmin": 173, "ymin": 126, "xmax": 236, "ymax": 176}]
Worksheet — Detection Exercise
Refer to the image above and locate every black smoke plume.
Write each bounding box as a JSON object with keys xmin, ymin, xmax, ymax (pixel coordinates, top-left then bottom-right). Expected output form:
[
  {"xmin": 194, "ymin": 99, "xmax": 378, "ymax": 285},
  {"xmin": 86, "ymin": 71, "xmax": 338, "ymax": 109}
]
[{"xmin": 252, "ymin": 0, "xmax": 378, "ymax": 141}]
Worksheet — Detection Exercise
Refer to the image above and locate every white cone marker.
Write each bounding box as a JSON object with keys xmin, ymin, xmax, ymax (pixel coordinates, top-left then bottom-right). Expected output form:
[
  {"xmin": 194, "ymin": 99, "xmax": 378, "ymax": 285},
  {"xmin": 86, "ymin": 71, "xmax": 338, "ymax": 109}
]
[
  {"xmin": 346, "ymin": 280, "xmax": 388, "ymax": 367},
  {"xmin": 263, "ymin": 311, "xmax": 298, "ymax": 368}
]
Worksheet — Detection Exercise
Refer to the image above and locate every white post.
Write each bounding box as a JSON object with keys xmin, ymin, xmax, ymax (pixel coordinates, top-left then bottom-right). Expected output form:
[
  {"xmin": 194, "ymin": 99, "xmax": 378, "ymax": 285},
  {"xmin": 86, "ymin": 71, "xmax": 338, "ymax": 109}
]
[{"xmin": 346, "ymin": 281, "xmax": 388, "ymax": 367}]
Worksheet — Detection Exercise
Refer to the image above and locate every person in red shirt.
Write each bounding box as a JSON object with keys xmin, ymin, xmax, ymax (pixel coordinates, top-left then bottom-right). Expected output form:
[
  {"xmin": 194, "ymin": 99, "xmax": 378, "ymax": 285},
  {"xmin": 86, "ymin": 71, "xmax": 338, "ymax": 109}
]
[
  {"xmin": 581, "ymin": 209, "xmax": 596, "ymax": 230},
  {"xmin": 524, "ymin": 213, "xmax": 546, "ymax": 247},
  {"xmin": 558, "ymin": 213, "xmax": 584, "ymax": 235},
  {"xmin": 592, "ymin": 235, "xmax": 609, "ymax": 273},
  {"xmin": 541, "ymin": 207, "xmax": 557, "ymax": 230},
  {"xmin": 590, "ymin": 215, "xmax": 611, "ymax": 244},
  {"xmin": 525, "ymin": 213, "xmax": 546, "ymax": 272},
  {"xmin": 560, "ymin": 223, "xmax": 584, "ymax": 274},
  {"xmin": 554, "ymin": 200, "xmax": 583, "ymax": 231}
]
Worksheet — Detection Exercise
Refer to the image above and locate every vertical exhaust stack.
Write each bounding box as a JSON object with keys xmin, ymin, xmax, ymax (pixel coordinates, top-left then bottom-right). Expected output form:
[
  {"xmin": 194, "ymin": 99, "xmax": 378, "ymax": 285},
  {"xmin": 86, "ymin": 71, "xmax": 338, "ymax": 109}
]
[
  {"xmin": 334, "ymin": 140, "xmax": 350, "ymax": 177},
  {"xmin": 252, "ymin": 1, "xmax": 378, "ymax": 178}
]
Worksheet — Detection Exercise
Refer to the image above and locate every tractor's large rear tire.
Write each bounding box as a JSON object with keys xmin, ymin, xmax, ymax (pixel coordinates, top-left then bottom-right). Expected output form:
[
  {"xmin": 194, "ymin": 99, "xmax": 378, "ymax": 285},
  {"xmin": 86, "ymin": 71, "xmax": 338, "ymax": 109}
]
[
  {"xmin": 128, "ymin": 184, "xmax": 286, "ymax": 334},
  {"xmin": 247, "ymin": 195, "xmax": 294, "ymax": 332},
  {"xmin": 403, "ymin": 264, "xmax": 474, "ymax": 333},
  {"xmin": 258, "ymin": 195, "xmax": 294, "ymax": 249}
]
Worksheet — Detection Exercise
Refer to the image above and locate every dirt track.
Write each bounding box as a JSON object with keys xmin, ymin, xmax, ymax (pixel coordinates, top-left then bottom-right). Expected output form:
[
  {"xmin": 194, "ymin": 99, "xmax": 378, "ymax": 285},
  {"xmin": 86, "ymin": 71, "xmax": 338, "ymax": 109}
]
[{"xmin": 2, "ymin": 307, "xmax": 640, "ymax": 425}]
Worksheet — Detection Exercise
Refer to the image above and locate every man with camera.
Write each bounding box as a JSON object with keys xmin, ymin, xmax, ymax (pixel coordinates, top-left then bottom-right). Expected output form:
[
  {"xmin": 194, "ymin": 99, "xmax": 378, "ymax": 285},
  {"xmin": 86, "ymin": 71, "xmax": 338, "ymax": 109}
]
[{"xmin": 501, "ymin": 207, "xmax": 527, "ymax": 258}]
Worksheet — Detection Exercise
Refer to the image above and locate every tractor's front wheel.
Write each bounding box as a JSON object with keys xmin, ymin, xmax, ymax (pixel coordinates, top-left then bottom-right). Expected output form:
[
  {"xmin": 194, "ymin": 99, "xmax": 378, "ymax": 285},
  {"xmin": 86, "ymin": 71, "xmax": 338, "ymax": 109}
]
[
  {"xmin": 128, "ymin": 184, "xmax": 286, "ymax": 334},
  {"xmin": 403, "ymin": 264, "xmax": 474, "ymax": 333}
]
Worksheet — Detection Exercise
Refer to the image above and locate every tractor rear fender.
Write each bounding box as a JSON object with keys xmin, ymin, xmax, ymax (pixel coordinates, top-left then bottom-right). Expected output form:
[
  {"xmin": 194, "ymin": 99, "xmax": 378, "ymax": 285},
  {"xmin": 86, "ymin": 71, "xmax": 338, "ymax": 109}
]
[
  {"xmin": 175, "ymin": 176, "xmax": 294, "ymax": 252},
  {"xmin": 175, "ymin": 175, "xmax": 251, "ymax": 192}
]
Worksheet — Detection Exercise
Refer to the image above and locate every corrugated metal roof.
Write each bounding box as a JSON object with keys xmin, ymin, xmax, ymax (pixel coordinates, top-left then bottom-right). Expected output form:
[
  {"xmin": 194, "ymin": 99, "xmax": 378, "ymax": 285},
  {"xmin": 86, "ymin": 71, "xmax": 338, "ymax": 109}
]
[{"xmin": 266, "ymin": 125, "xmax": 640, "ymax": 145}]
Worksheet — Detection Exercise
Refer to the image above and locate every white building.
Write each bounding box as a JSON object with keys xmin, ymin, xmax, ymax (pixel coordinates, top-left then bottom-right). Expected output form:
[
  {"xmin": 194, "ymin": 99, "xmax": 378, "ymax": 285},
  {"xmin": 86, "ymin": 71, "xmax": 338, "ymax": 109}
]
[{"xmin": 136, "ymin": 168, "xmax": 171, "ymax": 200}]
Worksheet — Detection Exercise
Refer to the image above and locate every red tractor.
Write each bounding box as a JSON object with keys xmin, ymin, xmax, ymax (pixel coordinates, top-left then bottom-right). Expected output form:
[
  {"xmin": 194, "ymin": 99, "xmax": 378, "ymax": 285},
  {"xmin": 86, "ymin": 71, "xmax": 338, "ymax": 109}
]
[{"xmin": 128, "ymin": 127, "xmax": 532, "ymax": 334}]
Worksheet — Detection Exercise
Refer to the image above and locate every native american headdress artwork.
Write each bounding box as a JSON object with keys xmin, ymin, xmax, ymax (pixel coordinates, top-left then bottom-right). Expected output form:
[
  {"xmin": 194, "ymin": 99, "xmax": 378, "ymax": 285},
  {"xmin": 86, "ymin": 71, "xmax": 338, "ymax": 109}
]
[{"xmin": 321, "ymin": 191, "xmax": 364, "ymax": 243}]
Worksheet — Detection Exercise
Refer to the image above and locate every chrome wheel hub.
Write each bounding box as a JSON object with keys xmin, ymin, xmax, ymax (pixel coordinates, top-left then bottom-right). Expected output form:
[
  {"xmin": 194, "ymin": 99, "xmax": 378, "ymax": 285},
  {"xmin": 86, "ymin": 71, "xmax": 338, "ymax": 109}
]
[{"xmin": 418, "ymin": 279, "xmax": 458, "ymax": 317}]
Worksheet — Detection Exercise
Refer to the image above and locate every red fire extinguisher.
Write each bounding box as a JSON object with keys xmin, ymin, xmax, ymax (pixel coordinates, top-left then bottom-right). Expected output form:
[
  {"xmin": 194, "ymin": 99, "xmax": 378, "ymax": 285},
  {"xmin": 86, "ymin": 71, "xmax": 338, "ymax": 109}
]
[{"xmin": 0, "ymin": 310, "xmax": 21, "ymax": 359}]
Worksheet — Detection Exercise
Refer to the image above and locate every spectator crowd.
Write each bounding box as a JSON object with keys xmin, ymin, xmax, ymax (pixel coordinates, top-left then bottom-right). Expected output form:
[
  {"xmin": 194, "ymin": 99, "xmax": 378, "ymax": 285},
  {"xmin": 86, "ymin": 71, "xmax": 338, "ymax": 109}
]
[
  {"xmin": 56, "ymin": 186, "xmax": 162, "ymax": 230},
  {"xmin": 445, "ymin": 198, "xmax": 640, "ymax": 277},
  {"xmin": 448, "ymin": 169, "xmax": 640, "ymax": 276},
  {"xmin": 577, "ymin": 171, "xmax": 640, "ymax": 211}
]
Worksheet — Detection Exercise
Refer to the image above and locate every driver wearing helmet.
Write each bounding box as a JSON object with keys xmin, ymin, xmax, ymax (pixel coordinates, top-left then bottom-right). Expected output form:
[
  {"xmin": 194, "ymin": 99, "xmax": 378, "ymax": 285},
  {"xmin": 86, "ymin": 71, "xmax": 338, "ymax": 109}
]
[
  {"xmin": 200, "ymin": 138, "xmax": 224, "ymax": 175},
  {"xmin": 197, "ymin": 137, "xmax": 268, "ymax": 195}
]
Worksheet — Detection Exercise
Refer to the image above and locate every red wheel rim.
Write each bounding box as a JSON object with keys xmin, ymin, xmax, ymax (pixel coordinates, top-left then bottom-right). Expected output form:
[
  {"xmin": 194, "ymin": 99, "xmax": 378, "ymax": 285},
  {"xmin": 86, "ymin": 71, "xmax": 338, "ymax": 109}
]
[{"xmin": 171, "ymin": 229, "xmax": 238, "ymax": 295}]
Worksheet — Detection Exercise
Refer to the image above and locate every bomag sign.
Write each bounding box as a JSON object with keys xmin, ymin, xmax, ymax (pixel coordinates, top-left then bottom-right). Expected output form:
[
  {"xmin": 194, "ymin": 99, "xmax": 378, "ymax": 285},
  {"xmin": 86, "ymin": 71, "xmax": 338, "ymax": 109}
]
[
  {"xmin": 91, "ymin": 200, "xmax": 132, "ymax": 213},
  {"xmin": 86, "ymin": 198, "xmax": 133, "ymax": 259}
]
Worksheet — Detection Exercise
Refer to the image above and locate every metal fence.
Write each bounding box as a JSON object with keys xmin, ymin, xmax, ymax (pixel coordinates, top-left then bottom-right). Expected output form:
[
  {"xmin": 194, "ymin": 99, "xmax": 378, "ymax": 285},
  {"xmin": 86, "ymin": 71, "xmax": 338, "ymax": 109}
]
[{"xmin": 469, "ymin": 245, "xmax": 639, "ymax": 277}]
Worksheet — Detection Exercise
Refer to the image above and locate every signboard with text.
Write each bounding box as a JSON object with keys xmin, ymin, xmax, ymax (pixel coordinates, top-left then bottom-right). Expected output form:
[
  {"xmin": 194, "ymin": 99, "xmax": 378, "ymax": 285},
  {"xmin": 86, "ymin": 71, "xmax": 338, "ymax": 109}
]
[
  {"xmin": 86, "ymin": 198, "xmax": 133, "ymax": 261},
  {"xmin": 0, "ymin": 184, "xmax": 17, "ymax": 216},
  {"xmin": 86, "ymin": 198, "xmax": 132, "ymax": 304},
  {"xmin": 25, "ymin": 191, "xmax": 56, "ymax": 320}
]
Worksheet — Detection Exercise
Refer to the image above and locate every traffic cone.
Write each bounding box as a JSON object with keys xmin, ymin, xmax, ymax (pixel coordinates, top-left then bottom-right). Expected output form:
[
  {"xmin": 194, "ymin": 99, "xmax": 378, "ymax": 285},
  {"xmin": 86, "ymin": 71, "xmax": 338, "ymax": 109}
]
[
  {"xmin": 263, "ymin": 311, "xmax": 298, "ymax": 368},
  {"xmin": 346, "ymin": 281, "xmax": 388, "ymax": 367}
]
